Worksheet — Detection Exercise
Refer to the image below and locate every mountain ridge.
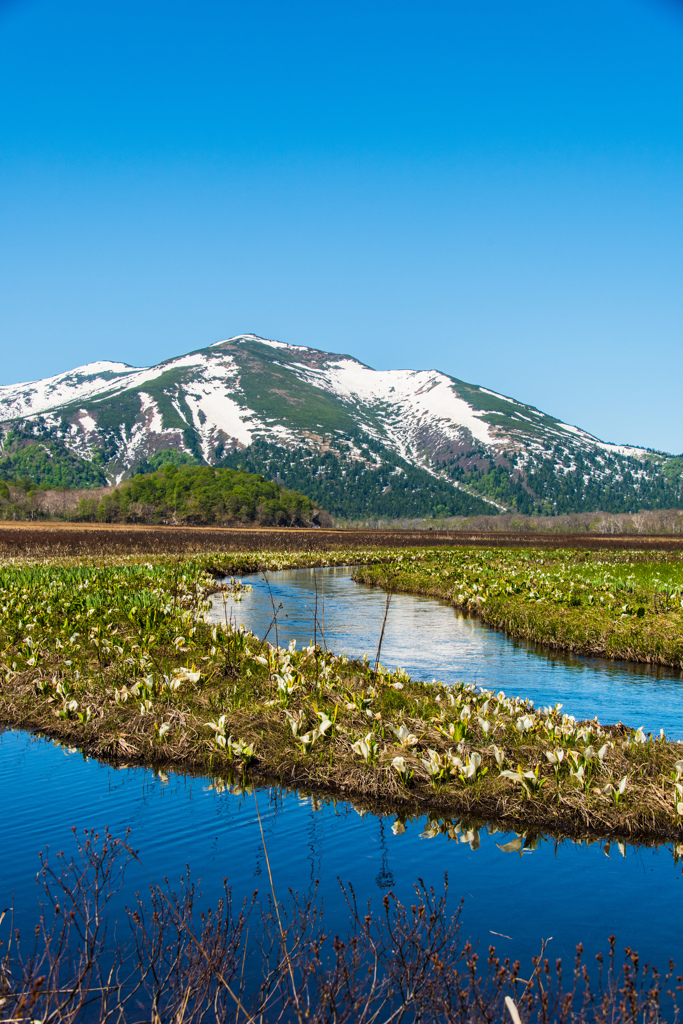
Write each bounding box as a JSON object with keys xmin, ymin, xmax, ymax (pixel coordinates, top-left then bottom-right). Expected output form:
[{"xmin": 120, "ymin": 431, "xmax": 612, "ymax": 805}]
[{"xmin": 1, "ymin": 334, "xmax": 681, "ymax": 519}]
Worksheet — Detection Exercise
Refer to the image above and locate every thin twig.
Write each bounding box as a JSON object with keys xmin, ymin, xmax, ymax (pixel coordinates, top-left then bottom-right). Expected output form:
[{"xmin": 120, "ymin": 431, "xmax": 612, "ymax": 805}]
[
  {"xmin": 374, "ymin": 570, "xmax": 401, "ymax": 673},
  {"xmin": 253, "ymin": 790, "xmax": 301, "ymax": 1017},
  {"xmin": 374, "ymin": 593, "xmax": 392, "ymax": 675},
  {"xmin": 261, "ymin": 572, "xmax": 281, "ymax": 648},
  {"xmin": 321, "ymin": 568, "xmax": 326, "ymax": 652},
  {"xmin": 313, "ymin": 570, "xmax": 318, "ymax": 649}
]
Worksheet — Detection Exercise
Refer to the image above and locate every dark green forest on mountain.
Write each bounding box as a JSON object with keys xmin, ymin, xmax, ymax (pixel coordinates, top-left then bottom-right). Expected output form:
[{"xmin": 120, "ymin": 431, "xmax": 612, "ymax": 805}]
[
  {"xmin": 443, "ymin": 449, "xmax": 683, "ymax": 516},
  {"xmin": 220, "ymin": 438, "xmax": 494, "ymax": 519},
  {"xmin": 0, "ymin": 427, "xmax": 108, "ymax": 488}
]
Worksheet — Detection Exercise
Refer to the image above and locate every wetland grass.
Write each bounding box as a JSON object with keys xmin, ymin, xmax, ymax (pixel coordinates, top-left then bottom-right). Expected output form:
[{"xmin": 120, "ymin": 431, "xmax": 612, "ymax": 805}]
[
  {"xmin": 355, "ymin": 546, "xmax": 683, "ymax": 668},
  {"xmin": 3, "ymin": 550, "xmax": 683, "ymax": 843}
]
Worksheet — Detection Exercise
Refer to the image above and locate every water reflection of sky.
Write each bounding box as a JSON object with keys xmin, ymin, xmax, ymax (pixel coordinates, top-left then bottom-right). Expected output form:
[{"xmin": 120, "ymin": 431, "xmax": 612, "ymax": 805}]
[
  {"xmin": 5, "ymin": 568, "xmax": 683, "ymax": 986},
  {"xmin": 2, "ymin": 728, "xmax": 683, "ymax": 979},
  {"xmin": 210, "ymin": 566, "xmax": 683, "ymax": 738}
]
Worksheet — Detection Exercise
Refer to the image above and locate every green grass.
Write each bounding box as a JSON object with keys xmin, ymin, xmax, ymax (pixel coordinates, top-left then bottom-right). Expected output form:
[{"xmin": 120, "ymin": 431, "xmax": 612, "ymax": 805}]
[
  {"xmin": 2, "ymin": 546, "xmax": 683, "ymax": 842},
  {"xmin": 354, "ymin": 546, "xmax": 683, "ymax": 666}
]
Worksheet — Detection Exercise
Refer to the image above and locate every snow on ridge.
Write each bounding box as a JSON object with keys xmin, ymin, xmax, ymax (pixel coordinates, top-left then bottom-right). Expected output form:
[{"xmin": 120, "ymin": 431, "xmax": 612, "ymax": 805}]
[
  {"xmin": 558, "ymin": 422, "xmax": 595, "ymax": 441},
  {"xmin": 0, "ymin": 350, "xmax": 222, "ymax": 422},
  {"xmin": 0, "ymin": 360, "xmax": 144, "ymax": 420},
  {"xmin": 558, "ymin": 421, "xmax": 644, "ymax": 458},
  {"xmin": 290, "ymin": 359, "xmax": 495, "ymax": 447},
  {"xmin": 478, "ymin": 386, "xmax": 522, "ymax": 406},
  {"xmin": 89, "ymin": 352, "xmax": 222, "ymax": 401},
  {"xmin": 599, "ymin": 440, "xmax": 648, "ymax": 458},
  {"xmin": 0, "ymin": 359, "xmax": 139, "ymax": 395}
]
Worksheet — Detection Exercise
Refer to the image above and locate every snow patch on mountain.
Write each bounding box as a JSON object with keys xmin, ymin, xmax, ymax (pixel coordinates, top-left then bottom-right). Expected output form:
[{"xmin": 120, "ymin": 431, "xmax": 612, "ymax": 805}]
[
  {"xmin": 556, "ymin": 420, "xmax": 644, "ymax": 459},
  {"xmin": 76, "ymin": 410, "xmax": 98, "ymax": 433},
  {"xmin": 0, "ymin": 361, "xmax": 140, "ymax": 419},
  {"xmin": 477, "ymin": 386, "xmax": 520, "ymax": 405},
  {"xmin": 184, "ymin": 387, "xmax": 254, "ymax": 455},
  {"xmin": 284, "ymin": 358, "xmax": 494, "ymax": 460},
  {"xmin": 139, "ymin": 394, "xmax": 165, "ymax": 435}
]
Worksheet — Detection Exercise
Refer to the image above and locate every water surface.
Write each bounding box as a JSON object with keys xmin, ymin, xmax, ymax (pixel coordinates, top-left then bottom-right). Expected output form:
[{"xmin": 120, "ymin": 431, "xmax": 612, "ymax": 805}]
[
  {"xmin": 211, "ymin": 566, "xmax": 683, "ymax": 738},
  {"xmin": 2, "ymin": 728, "xmax": 683, "ymax": 978},
  {"xmin": 4, "ymin": 566, "xmax": 683, "ymax": 987}
]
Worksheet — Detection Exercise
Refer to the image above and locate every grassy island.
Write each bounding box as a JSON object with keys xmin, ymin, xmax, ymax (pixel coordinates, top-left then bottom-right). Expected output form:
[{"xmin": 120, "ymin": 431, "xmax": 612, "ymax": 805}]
[
  {"xmin": 355, "ymin": 545, "xmax": 683, "ymax": 668},
  {"xmin": 2, "ymin": 546, "xmax": 683, "ymax": 844}
]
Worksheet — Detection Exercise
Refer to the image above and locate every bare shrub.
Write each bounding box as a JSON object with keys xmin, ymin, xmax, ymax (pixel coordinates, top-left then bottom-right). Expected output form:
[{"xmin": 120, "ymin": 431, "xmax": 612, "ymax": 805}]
[{"xmin": 1, "ymin": 829, "xmax": 679, "ymax": 1023}]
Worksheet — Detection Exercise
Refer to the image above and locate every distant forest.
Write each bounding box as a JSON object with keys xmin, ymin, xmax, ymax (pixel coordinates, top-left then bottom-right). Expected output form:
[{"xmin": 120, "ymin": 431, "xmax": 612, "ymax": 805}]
[
  {"xmin": 0, "ymin": 463, "xmax": 317, "ymax": 527},
  {"xmin": 443, "ymin": 450, "xmax": 683, "ymax": 516}
]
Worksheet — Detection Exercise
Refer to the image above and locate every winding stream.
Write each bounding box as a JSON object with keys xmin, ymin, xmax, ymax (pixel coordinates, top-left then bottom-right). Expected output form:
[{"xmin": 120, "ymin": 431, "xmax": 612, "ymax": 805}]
[
  {"xmin": 3, "ymin": 566, "xmax": 683, "ymax": 981},
  {"xmin": 211, "ymin": 565, "xmax": 683, "ymax": 738}
]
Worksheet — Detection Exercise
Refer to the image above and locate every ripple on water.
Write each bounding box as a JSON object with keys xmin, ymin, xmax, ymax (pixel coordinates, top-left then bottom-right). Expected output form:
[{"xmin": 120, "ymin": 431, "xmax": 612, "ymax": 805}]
[{"xmin": 3, "ymin": 729, "xmax": 683, "ymax": 976}]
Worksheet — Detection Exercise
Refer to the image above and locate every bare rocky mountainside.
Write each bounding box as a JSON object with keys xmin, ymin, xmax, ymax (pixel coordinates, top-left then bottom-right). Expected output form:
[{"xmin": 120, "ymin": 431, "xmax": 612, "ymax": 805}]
[{"xmin": 1, "ymin": 334, "xmax": 682, "ymax": 519}]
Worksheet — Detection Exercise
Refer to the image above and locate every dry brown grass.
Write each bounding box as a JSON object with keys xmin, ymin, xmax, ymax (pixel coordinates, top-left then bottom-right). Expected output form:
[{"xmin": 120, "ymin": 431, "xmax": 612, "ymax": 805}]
[{"xmin": 2, "ymin": 520, "xmax": 683, "ymax": 559}]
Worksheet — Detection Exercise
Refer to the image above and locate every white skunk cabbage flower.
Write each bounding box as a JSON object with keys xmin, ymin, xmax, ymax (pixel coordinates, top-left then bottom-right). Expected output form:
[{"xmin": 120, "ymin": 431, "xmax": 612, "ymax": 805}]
[
  {"xmin": 351, "ymin": 733, "xmax": 379, "ymax": 763},
  {"xmin": 206, "ymin": 715, "xmax": 227, "ymax": 736},
  {"xmin": 389, "ymin": 724, "xmax": 419, "ymax": 748}
]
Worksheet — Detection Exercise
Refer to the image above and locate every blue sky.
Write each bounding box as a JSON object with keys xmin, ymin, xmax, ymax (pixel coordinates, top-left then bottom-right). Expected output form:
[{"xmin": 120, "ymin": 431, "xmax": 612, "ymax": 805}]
[{"xmin": 1, "ymin": 0, "xmax": 683, "ymax": 452}]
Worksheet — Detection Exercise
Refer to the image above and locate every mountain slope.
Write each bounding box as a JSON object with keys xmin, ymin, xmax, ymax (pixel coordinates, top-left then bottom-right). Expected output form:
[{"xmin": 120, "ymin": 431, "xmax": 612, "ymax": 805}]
[{"xmin": 1, "ymin": 334, "xmax": 681, "ymax": 518}]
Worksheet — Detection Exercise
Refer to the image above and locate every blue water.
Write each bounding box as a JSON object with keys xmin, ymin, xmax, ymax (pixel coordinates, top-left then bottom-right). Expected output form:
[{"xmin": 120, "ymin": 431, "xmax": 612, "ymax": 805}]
[
  {"xmin": 4, "ymin": 567, "xmax": 683, "ymax": 983},
  {"xmin": 2, "ymin": 728, "xmax": 683, "ymax": 979},
  {"xmin": 211, "ymin": 566, "xmax": 683, "ymax": 737}
]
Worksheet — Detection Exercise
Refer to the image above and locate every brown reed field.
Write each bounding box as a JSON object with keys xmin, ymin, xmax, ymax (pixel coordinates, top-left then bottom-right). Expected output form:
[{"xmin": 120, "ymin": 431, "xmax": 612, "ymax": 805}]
[{"xmin": 2, "ymin": 519, "xmax": 683, "ymax": 559}]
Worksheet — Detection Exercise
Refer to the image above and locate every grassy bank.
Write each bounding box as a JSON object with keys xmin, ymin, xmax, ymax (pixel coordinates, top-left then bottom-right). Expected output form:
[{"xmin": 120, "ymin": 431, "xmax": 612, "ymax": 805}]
[
  {"xmin": 355, "ymin": 546, "xmax": 683, "ymax": 668},
  {"xmin": 3, "ymin": 549, "xmax": 683, "ymax": 843}
]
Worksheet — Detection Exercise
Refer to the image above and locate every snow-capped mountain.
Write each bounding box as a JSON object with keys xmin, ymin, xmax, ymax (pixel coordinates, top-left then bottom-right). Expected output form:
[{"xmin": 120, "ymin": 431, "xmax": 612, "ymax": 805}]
[{"xmin": 0, "ymin": 334, "xmax": 681, "ymax": 519}]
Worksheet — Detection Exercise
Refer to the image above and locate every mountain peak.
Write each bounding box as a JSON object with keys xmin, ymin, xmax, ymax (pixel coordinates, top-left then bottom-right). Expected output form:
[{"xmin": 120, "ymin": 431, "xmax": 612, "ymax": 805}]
[
  {"xmin": 213, "ymin": 333, "xmax": 308, "ymax": 352},
  {"xmin": 0, "ymin": 334, "xmax": 679, "ymax": 518}
]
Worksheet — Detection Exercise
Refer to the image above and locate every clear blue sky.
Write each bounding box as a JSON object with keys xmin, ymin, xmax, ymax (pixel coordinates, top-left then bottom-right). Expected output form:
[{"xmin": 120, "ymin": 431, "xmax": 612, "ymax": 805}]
[{"xmin": 1, "ymin": 0, "xmax": 683, "ymax": 452}]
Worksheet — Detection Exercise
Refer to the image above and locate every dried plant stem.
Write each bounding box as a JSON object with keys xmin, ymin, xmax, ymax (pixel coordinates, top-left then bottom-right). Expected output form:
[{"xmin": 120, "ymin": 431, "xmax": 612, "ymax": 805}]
[{"xmin": 253, "ymin": 789, "xmax": 300, "ymax": 1017}]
